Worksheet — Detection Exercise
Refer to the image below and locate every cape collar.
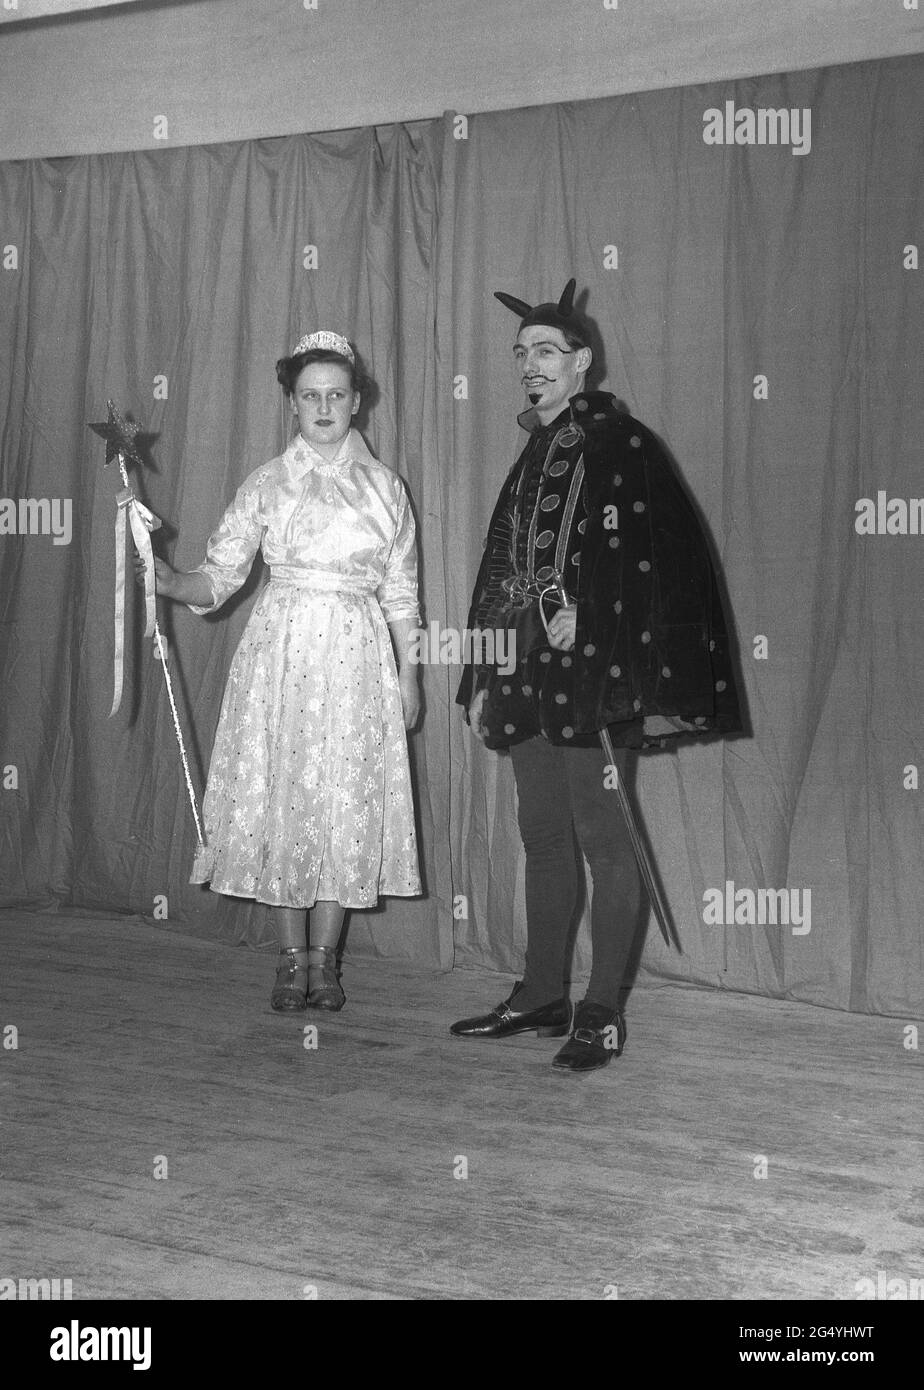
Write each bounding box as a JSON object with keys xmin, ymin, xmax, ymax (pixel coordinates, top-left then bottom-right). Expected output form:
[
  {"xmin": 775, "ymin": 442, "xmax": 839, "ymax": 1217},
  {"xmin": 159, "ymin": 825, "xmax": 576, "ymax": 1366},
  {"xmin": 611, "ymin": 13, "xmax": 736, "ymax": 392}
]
[
  {"xmin": 287, "ymin": 427, "xmax": 377, "ymax": 476},
  {"xmin": 516, "ymin": 390, "xmax": 620, "ymax": 434}
]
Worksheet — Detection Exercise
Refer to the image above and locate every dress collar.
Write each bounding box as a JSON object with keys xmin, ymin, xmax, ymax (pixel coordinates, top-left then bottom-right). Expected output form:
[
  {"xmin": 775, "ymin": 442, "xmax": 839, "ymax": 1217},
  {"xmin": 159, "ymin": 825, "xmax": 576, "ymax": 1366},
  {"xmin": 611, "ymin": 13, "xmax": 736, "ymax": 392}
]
[{"xmin": 287, "ymin": 428, "xmax": 377, "ymax": 476}]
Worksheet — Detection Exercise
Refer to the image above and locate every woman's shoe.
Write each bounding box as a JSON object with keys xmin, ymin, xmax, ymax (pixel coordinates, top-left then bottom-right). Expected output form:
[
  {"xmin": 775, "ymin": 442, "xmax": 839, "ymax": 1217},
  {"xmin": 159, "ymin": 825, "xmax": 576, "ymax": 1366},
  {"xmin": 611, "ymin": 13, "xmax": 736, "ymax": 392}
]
[
  {"xmin": 270, "ymin": 947, "xmax": 309, "ymax": 1012},
  {"xmin": 307, "ymin": 945, "xmax": 346, "ymax": 1012}
]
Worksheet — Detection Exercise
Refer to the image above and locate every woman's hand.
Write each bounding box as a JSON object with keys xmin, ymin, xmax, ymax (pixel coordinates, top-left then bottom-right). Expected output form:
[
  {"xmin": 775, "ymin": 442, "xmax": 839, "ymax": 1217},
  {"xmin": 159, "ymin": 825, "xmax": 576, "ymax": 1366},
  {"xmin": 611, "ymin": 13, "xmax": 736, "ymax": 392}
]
[
  {"xmin": 134, "ymin": 551, "xmax": 178, "ymax": 599},
  {"xmin": 399, "ymin": 669, "xmax": 421, "ymax": 731},
  {"xmin": 547, "ymin": 604, "xmax": 577, "ymax": 652}
]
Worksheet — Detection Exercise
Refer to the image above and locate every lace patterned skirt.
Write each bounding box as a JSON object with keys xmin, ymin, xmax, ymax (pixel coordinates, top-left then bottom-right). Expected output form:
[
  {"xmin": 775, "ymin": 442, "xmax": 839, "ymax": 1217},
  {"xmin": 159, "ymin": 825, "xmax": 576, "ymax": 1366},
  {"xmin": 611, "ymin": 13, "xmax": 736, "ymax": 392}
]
[{"xmin": 190, "ymin": 580, "xmax": 420, "ymax": 908}]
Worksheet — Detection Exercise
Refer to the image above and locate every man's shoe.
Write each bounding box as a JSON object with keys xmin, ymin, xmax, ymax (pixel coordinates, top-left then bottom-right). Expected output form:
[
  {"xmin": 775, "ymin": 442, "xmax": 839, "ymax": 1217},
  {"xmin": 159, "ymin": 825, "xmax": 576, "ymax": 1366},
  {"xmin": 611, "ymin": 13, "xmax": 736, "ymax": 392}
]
[
  {"xmin": 450, "ymin": 982, "xmax": 572, "ymax": 1039},
  {"xmin": 551, "ymin": 1001, "xmax": 626, "ymax": 1072}
]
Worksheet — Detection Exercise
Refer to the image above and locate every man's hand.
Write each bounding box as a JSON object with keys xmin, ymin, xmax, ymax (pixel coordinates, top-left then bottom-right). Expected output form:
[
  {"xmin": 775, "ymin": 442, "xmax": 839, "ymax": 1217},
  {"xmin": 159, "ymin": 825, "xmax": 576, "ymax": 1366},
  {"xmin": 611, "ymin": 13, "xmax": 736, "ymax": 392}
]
[
  {"xmin": 468, "ymin": 688, "xmax": 488, "ymax": 738},
  {"xmin": 399, "ymin": 670, "xmax": 421, "ymax": 731},
  {"xmin": 547, "ymin": 604, "xmax": 577, "ymax": 652}
]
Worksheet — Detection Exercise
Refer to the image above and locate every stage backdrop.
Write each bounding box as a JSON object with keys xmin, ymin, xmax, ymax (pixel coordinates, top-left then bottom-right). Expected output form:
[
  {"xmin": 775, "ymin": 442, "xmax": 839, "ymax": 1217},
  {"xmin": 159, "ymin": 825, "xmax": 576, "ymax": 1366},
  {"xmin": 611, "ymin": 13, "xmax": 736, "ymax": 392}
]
[{"xmin": 1, "ymin": 54, "xmax": 922, "ymax": 1016}]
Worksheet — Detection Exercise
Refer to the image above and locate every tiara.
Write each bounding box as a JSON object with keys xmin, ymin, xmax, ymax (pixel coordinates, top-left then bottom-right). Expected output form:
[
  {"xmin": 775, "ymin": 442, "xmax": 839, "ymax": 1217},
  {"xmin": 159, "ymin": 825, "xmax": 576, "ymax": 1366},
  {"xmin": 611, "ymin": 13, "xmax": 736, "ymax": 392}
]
[{"xmin": 292, "ymin": 330, "xmax": 355, "ymax": 364}]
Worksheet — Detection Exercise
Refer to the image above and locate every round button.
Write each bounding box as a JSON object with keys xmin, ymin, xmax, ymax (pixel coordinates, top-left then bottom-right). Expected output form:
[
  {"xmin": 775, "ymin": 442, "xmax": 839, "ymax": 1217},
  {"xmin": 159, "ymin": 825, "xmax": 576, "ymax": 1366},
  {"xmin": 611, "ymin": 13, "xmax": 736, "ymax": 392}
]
[
  {"xmin": 548, "ymin": 459, "xmax": 569, "ymax": 477},
  {"xmin": 630, "ymin": 435, "xmax": 641, "ymax": 448},
  {"xmin": 536, "ymin": 529, "xmax": 554, "ymax": 548},
  {"xmin": 609, "ymin": 664, "xmax": 621, "ymax": 678},
  {"xmin": 540, "ymin": 495, "xmax": 560, "ymax": 511}
]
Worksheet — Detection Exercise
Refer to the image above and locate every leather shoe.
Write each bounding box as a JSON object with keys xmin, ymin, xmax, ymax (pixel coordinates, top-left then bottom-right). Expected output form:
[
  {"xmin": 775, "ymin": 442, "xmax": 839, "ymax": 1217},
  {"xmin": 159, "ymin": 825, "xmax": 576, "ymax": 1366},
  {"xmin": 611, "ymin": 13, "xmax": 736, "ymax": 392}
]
[
  {"xmin": 270, "ymin": 947, "xmax": 309, "ymax": 1012},
  {"xmin": 551, "ymin": 1001, "xmax": 626, "ymax": 1072},
  {"xmin": 450, "ymin": 982, "xmax": 572, "ymax": 1039}
]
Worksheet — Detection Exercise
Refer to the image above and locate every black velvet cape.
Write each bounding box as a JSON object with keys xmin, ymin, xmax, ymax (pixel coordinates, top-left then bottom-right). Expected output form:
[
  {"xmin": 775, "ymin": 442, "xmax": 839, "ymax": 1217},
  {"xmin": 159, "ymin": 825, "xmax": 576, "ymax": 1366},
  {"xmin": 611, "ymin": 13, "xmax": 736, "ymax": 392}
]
[{"xmin": 456, "ymin": 390, "xmax": 743, "ymax": 751}]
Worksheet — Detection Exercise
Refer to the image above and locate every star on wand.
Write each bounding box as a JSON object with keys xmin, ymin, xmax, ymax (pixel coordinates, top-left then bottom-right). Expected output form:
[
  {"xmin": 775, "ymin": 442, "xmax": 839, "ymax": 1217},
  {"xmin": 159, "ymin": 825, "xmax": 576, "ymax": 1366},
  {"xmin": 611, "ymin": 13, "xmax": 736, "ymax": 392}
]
[
  {"xmin": 88, "ymin": 400, "xmax": 145, "ymax": 471},
  {"xmin": 89, "ymin": 400, "xmax": 205, "ymax": 848}
]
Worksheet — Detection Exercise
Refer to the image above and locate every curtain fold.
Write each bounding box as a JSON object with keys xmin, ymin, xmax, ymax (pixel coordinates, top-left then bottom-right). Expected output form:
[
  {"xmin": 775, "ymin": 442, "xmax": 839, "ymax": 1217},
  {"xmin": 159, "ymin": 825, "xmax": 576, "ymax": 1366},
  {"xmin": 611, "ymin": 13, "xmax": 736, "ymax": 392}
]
[{"xmin": 2, "ymin": 55, "xmax": 922, "ymax": 1012}]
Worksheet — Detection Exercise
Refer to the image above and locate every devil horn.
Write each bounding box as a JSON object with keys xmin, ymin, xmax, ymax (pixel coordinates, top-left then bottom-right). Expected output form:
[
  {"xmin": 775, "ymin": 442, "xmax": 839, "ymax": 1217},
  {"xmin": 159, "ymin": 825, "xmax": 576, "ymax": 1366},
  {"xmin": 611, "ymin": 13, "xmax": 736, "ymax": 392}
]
[
  {"xmin": 494, "ymin": 291, "xmax": 534, "ymax": 317},
  {"xmin": 557, "ymin": 278, "xmax": 577, "ymax": 314}
]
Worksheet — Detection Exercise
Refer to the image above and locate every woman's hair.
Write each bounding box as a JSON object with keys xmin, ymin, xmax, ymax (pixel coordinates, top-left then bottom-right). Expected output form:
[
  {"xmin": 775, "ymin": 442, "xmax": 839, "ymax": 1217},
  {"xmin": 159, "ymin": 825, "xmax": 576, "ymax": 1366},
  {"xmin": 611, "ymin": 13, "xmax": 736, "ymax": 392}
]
[{"xmin": 275, "ymin": 348, "xmax": 366, "ymax": 396}]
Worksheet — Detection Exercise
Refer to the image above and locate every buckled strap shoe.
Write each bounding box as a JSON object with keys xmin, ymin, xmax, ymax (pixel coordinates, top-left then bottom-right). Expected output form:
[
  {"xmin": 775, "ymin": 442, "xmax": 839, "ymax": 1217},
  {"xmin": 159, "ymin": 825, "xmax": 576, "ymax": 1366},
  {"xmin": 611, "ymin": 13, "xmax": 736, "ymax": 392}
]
[
  {"xmin": 270, "ymin": 947, "xmax": 309, "ymax": 1012},
  {"xmin": 551, "ymin": 1001, "xmax": 627, "ymax": 1072},
  {"xmin": 307, "ymin": 944, "xmax": 346, "ymax": 1012},
  {"xmin": 450, "ymin": 982, "xmax": 572, "ymax": 1039}
]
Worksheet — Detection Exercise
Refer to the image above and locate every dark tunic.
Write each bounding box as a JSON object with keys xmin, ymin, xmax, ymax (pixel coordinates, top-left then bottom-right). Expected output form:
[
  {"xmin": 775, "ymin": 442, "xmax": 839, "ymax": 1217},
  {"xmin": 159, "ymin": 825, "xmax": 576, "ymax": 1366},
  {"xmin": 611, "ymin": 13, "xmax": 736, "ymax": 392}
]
[{"xmin": 456, "ymin": 390, "xmax": 743, "ymax": 751}]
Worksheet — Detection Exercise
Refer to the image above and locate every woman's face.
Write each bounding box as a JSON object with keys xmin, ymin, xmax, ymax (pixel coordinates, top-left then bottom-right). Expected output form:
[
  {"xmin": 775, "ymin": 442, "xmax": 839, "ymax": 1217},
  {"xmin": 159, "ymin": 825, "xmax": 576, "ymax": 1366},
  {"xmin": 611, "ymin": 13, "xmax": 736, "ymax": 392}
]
[{"xmin": 292, "ymin": 361, "xmax": 359, "ymax": 455}]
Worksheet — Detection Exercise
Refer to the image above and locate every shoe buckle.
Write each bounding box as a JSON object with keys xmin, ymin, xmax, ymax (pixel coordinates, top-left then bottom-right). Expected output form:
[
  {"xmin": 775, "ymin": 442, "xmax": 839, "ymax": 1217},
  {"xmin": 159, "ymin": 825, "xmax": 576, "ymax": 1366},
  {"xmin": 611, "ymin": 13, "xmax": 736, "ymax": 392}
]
[{"xmin": 573, "ymin": 1027, "xmax": 598, "ymax": 1045}]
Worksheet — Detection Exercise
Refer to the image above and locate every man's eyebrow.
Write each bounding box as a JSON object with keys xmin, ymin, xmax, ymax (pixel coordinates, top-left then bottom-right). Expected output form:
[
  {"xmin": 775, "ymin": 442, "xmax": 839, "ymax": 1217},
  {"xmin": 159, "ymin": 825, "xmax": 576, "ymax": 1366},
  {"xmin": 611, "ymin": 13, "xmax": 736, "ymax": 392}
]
[{"xmin": 512, "ymin": 339, "xmax": 569, "ymax": 351}]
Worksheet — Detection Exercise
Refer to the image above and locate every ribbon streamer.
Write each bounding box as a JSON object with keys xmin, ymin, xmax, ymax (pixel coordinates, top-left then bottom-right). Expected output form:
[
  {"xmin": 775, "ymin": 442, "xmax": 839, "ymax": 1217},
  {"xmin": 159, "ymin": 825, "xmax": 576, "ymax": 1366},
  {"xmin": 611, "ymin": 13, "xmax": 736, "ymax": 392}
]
[
  {"xmin": 109, "ymin": 451, "xmax": 206, "ymax": 849},
  {"xmin": 110, "ymin": 487, "xmax": 160, "ymax": 716}
]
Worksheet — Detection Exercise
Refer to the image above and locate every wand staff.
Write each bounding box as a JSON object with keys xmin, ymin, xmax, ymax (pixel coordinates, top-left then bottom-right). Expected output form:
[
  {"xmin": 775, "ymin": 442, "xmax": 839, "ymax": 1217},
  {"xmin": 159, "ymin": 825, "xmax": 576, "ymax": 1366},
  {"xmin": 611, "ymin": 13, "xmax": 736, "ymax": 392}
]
[{"xmin": 89, "ymin": 402, "xmax": 205, "ymax": 849}]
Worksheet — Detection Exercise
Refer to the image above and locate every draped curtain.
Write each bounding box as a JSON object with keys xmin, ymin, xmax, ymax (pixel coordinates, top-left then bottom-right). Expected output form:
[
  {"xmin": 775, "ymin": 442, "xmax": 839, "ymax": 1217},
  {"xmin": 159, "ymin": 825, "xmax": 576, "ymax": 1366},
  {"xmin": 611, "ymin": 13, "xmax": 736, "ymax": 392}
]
[{"xmin": 1, "ymin": 55, "xmax": 922, "ymax": 1014}]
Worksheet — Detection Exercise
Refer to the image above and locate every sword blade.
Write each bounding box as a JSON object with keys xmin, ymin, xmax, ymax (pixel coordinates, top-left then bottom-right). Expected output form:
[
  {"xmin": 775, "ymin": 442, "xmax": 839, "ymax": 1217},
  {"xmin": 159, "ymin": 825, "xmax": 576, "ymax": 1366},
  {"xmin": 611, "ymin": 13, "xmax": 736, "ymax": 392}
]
[{"xmin": 599, "ymin": 725, "xmax": 681, "ymax": 952}]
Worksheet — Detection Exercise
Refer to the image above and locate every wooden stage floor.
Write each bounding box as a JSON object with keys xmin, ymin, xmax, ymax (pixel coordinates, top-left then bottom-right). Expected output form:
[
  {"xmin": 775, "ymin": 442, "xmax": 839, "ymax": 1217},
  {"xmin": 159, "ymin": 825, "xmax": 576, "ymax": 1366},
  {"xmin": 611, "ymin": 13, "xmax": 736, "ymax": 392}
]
[{"xmin": 1, "ymin": 914, "xmax": 921, "ymax": 1301}]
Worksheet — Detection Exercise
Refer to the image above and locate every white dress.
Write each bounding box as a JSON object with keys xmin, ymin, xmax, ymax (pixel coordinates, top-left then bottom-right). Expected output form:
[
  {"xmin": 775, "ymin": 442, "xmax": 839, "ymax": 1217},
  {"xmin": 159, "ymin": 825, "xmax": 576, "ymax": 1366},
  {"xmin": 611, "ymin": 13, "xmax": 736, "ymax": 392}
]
[{"xmin": 187, "ymin": 428, "xmax": 421, "ymax": 909}]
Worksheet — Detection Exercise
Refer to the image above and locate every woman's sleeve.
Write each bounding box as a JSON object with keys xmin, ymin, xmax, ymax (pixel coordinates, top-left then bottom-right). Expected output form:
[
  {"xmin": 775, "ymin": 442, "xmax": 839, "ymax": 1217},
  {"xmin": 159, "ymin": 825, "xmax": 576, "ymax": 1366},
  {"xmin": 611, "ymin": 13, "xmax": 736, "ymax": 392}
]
[
  {"xmin": 186, "ymin": 477, "xmax": 265, "ymax": 614},
  {"xmin": 376, "ymin": 477, "xmax": 421, "ymax": 626}
]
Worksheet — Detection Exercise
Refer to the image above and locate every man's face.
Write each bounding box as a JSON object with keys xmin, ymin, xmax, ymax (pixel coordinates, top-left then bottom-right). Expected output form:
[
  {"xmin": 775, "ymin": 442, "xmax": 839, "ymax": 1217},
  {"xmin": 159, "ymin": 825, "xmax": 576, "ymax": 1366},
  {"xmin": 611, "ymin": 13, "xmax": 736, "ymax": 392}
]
[{"xmin": 512, "ymin": 324, "xmax": 590, "ymax": 424}]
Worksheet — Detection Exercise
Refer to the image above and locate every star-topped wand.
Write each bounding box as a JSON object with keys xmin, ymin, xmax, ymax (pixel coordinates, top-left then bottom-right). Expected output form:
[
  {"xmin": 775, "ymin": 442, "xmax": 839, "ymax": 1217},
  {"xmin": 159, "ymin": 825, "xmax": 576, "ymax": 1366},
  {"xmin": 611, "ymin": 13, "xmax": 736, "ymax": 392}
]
[{"xmin": 89, "ymin": 401, "xmax": 205, "ymax": 848}]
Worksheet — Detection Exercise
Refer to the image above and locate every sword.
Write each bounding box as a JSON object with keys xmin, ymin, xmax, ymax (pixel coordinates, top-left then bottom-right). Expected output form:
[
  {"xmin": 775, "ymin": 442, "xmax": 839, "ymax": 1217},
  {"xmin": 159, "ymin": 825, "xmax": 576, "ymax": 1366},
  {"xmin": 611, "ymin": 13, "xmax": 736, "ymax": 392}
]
[
  {"xmin": 542, "ymin": 576, "xmax": 681, "ymax": 952},
  {"xmin": 599, "ymin": 721, "xmax": 680, "ymax": 952}
]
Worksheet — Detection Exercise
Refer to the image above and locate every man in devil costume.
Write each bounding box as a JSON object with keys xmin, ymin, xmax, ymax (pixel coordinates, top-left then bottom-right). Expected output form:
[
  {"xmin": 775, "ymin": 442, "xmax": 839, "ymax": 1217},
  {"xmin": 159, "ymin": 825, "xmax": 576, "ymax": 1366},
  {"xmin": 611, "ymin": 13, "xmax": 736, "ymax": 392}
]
[{"xmin": 450, "ymin": 279, "xmax": 742, "ymax": 1072}]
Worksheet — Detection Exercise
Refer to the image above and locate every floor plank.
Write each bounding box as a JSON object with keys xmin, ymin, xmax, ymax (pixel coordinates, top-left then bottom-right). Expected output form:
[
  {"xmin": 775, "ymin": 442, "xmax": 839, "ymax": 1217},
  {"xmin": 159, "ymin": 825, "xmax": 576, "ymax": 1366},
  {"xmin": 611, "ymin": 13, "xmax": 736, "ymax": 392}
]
[{"xmin": 0, "ymin": 913, "xmax": 921, "ymax": 1300}]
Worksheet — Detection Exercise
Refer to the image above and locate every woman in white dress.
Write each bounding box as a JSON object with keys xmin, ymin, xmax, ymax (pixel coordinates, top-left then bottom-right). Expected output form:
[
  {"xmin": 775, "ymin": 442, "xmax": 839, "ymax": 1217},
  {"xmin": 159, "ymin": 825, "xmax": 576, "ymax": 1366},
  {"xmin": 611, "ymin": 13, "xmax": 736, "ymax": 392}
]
[{"xmin": 148, "ymin": 331, "xmax": 422, "ymax": 1012}]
